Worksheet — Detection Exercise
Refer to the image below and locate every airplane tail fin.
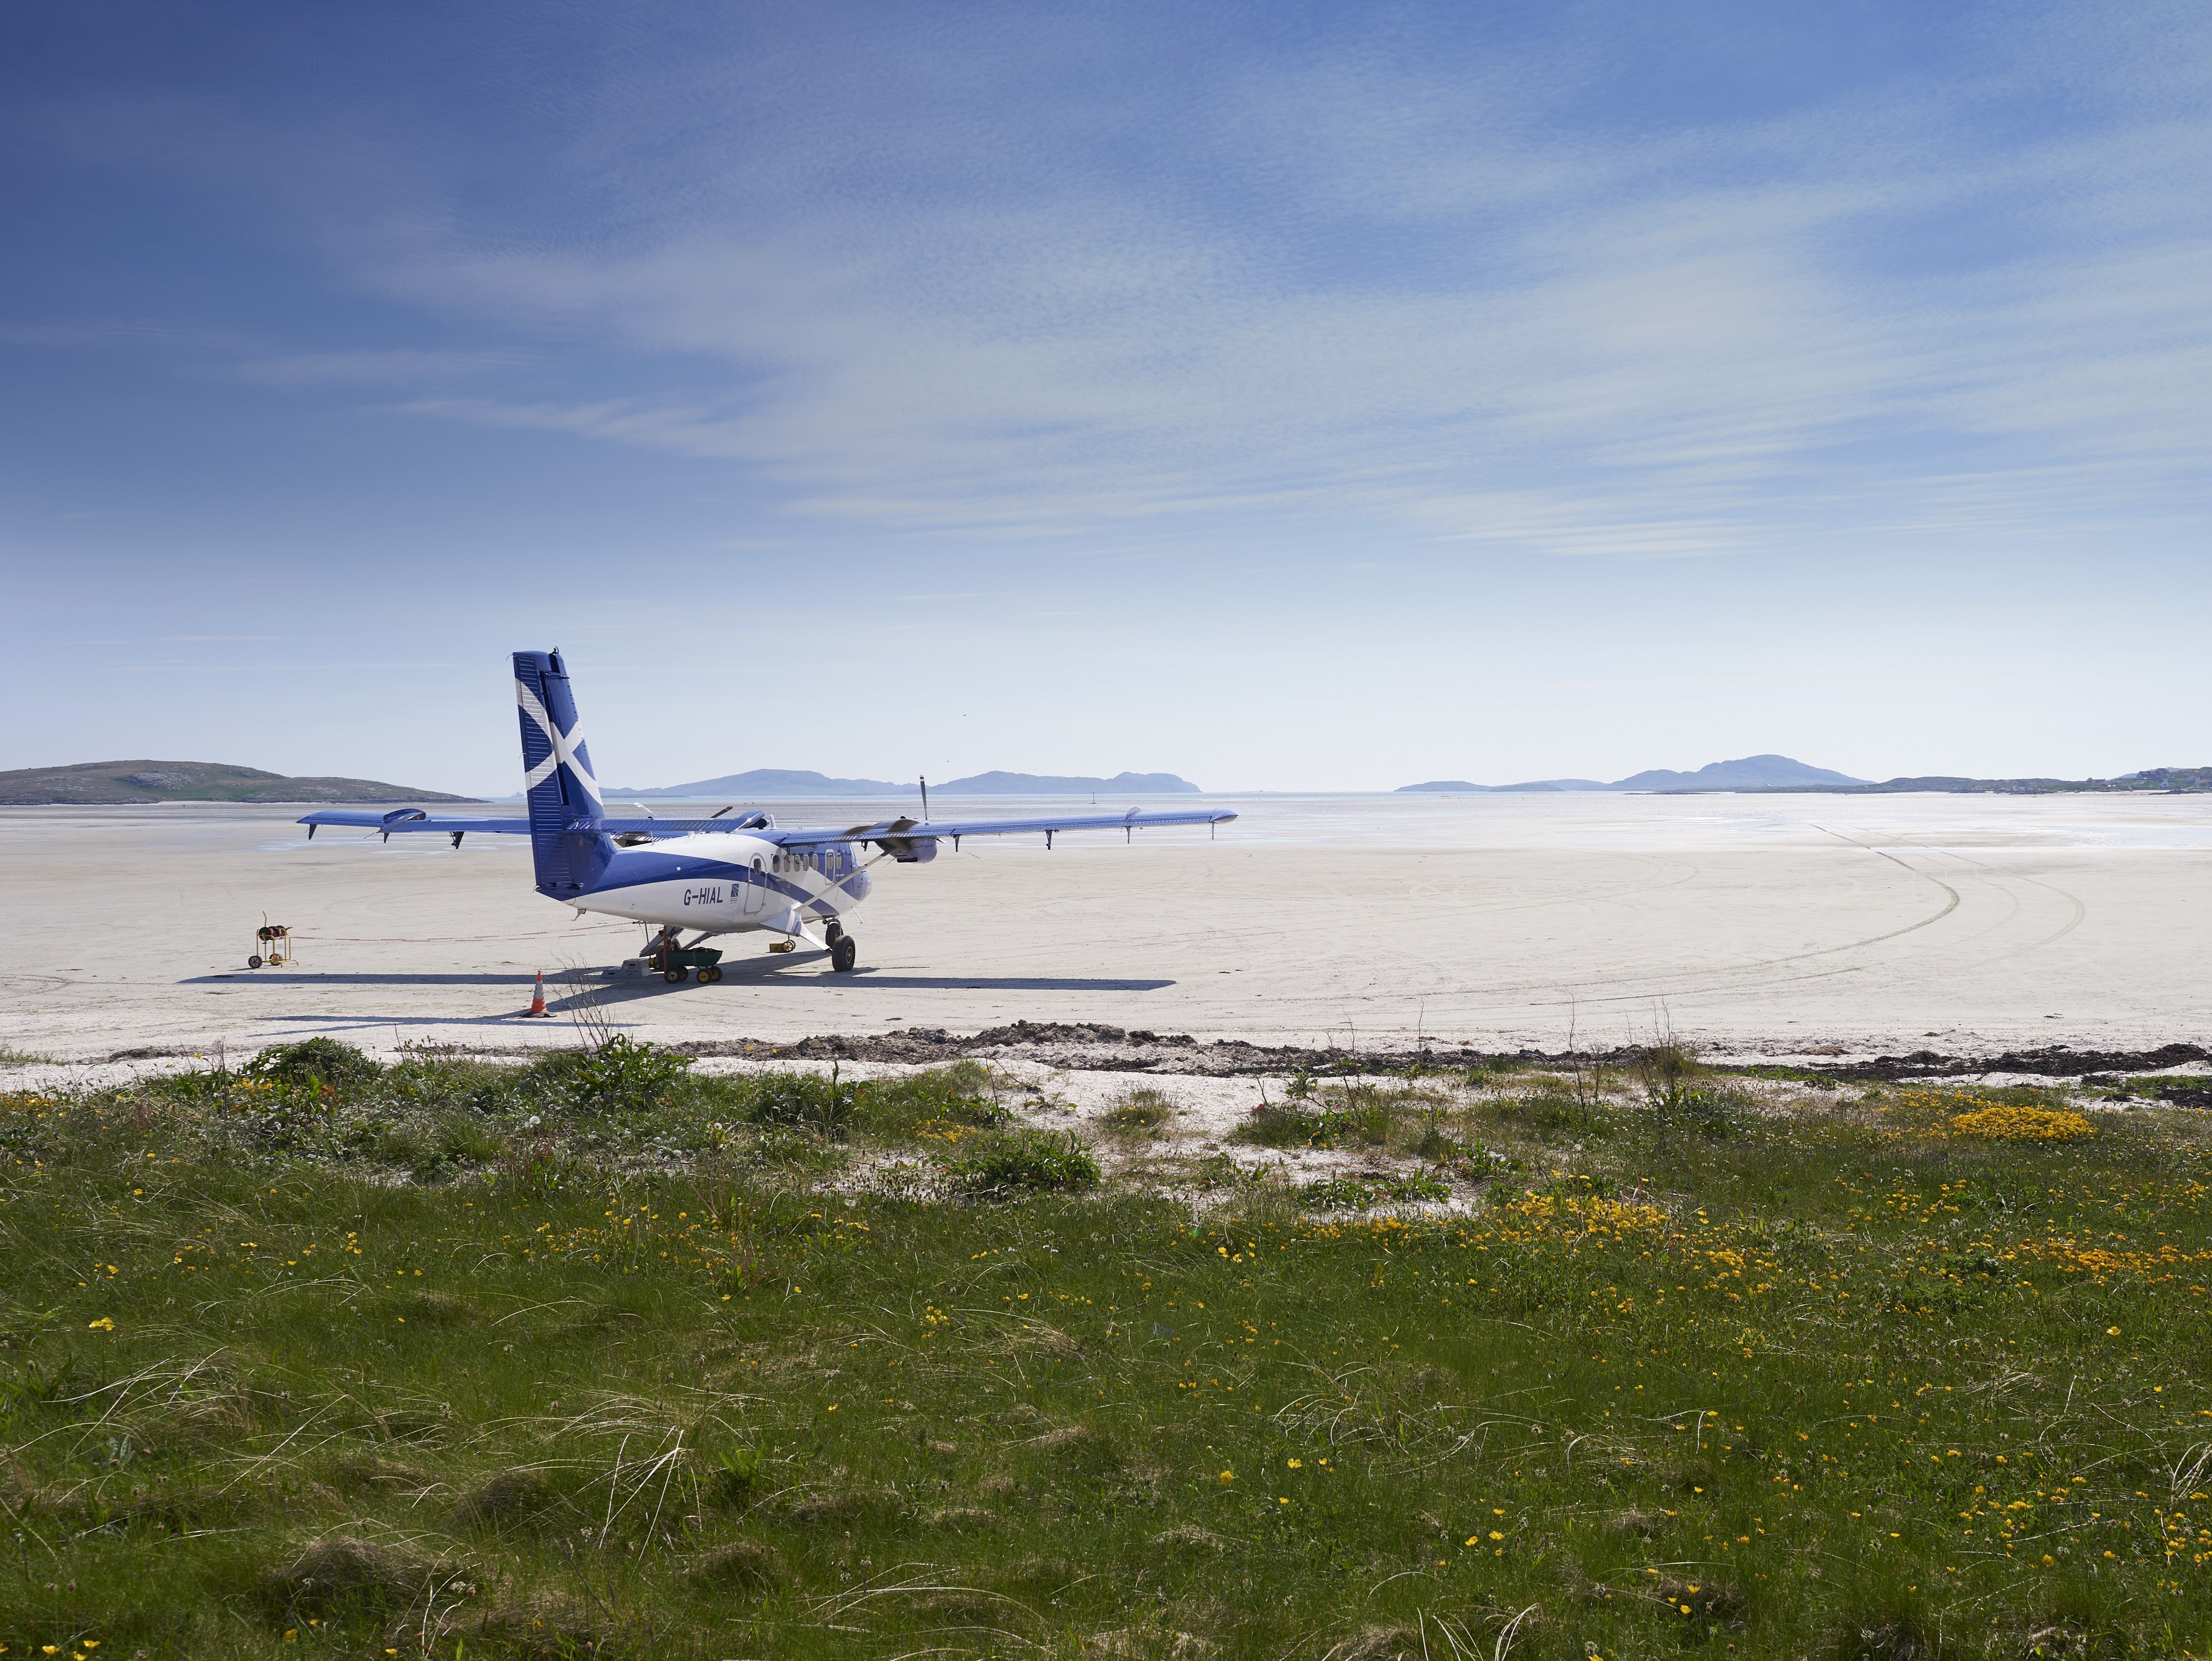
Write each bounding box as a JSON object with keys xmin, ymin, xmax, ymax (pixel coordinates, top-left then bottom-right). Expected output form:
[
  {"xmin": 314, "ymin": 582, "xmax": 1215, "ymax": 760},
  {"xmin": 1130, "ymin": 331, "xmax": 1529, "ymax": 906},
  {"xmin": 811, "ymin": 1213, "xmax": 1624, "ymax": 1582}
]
[{"xmin": 513, "ymin": 649, "xmax": 608, "ymax": 895}]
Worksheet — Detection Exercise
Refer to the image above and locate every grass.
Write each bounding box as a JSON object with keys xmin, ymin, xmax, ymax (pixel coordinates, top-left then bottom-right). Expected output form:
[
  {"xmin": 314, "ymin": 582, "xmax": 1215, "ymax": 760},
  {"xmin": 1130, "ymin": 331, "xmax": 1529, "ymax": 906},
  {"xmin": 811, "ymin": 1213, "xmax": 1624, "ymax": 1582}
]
[
  {"xmin": 3, "ymin": 1045, "xmax": 2212, "ymax": 1657},
  {"xmin": 0, "ymin": 1046, "xmax": 57, "ymax": 1068},
  {"xmin": 945, "ymin": 1127, "xmax": 1102, "ymax": 1197},
  {"xmin": 1229, "ymin": 1083, "xmax": 1449, "ymax": 1153},
  {"xmin": 1101, "ymin": 1087, "xmax": 1180, "ymax": 1136},
  {"xmin": 1294, "ymin": 1173, "xmax": 1451, "ymax": 1210}
]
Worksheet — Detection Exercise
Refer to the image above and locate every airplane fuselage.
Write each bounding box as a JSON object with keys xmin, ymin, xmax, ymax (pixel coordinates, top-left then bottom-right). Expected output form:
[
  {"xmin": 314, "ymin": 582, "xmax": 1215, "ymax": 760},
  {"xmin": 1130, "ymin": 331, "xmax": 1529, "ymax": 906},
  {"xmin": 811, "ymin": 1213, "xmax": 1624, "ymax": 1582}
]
[{"xmin": 556, "ymin": 831, "xmax": 872, "ymax": 937}]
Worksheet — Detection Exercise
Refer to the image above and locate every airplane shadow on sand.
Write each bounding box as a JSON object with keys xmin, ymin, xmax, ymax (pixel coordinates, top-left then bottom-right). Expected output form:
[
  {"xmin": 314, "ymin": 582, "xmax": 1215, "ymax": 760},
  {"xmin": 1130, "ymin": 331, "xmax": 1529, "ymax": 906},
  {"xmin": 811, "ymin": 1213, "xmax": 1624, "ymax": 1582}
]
[
  {"xmin": 187, "ymin": 973, "xmax": 564, "ymax": 988},
  {"xmin": 182, "ymin": 965, "xmax": 1175, "ymax": 996},
  {"xmin": 725, "ymin": 960, "xmax": 1174, "ymax": 992},
  {"xmin": 202, "ymin": 960, "xmax": 1175, "ymax": 1039}
]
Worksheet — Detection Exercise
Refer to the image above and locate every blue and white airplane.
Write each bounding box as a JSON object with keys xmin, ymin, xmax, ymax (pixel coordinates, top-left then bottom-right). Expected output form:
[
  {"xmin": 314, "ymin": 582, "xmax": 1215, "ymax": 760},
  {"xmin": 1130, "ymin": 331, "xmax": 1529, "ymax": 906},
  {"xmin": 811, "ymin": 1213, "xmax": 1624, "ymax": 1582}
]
[{"xmin": 298, "ymin": 650, "xmax": 1235, "ymax": 980}]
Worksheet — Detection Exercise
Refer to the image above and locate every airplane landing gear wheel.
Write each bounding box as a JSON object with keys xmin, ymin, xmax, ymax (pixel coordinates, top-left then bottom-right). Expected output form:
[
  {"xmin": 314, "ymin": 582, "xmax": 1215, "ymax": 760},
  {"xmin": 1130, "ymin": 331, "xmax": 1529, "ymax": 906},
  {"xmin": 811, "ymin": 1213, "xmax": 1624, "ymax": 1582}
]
[
  {"xmin": 825, "ymin": 920, "xmax": 845, "ymax": 945},
  {"xmin": 831, "ymin": 934, "xmax": 858, "ymax": 973},
  {"xmin": 663, "ymin": 967, "xmax": 686, "ymax": 984}
]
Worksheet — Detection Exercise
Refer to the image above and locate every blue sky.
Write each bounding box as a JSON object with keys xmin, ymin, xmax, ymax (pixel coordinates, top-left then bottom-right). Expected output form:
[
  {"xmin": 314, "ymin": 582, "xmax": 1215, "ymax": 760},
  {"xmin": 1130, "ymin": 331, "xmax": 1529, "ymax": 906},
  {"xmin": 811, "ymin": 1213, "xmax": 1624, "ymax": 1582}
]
[{"xmin": 3, "ymin": 1, "xmax": 2206, "ymax": 794}]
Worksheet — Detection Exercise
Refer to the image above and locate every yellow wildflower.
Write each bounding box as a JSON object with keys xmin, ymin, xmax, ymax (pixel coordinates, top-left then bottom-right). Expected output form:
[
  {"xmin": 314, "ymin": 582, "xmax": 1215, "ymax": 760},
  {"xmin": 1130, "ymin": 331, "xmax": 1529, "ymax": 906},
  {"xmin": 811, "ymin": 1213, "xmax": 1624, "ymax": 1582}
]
[{"xmin": 1948, "ymin": 1103, "xmax": 2094, "ymax": 1141}]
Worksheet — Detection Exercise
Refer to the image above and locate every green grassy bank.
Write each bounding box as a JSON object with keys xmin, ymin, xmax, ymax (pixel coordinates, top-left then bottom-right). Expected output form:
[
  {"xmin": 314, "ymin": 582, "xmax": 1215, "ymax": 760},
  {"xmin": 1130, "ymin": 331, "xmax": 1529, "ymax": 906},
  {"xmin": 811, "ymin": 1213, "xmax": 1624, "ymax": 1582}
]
[{"xmin": 3, "ymin": 1043, "xmax": 2210, "ymax": 1658}]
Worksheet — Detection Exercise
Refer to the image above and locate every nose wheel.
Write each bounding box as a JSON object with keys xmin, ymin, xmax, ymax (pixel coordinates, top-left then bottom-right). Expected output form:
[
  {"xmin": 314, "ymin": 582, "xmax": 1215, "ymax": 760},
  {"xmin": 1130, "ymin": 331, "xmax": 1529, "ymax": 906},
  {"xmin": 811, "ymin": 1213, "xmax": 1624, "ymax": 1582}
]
[{"xmin": 830, "ymin": 933, "xmax": 857, "ymax": 973}]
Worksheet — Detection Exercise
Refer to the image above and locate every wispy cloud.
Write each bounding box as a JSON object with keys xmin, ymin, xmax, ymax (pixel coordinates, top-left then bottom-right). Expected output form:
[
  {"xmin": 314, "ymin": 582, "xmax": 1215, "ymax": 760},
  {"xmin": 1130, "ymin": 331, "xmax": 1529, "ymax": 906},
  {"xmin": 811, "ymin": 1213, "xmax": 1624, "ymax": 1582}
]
[
  {"xmin": 308, "ymin": 6, "xmax": 2212, "ymax": 559},
  {"xmin": 236, "ymin": 348, "xmax": 525, "ymax": 386},
  {"xmin": 113, "ymin": 662, "xmax": 454, "ymax": 673},
  {"xmin": 0, "ymin": 319, "xmax": 241, "ymax": 349},
  {"xmin": 10, "ymin": 4, "xmax": 2210, "ymax": 575}
]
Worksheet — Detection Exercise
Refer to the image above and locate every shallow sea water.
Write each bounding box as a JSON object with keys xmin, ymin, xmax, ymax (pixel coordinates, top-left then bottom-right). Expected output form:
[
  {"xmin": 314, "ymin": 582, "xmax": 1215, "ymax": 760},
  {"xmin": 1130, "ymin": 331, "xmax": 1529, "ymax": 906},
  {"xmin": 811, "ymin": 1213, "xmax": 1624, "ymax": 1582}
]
[{"xmin": 613, "ymin": 790, "xmax": 2212, "ymax": 853}]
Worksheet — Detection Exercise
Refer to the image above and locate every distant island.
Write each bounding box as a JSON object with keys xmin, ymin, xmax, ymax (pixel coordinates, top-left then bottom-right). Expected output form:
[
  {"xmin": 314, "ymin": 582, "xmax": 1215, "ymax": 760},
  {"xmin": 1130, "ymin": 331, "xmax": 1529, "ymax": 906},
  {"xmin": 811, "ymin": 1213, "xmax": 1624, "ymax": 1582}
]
[
  {"xmin": 599, "ymin": 768, "xmax": 908, "ymax": 799},
  {"xmin": 1401, "ymin": 755, "xmax": 1865, "ymax": 793},
  {"xmin": 1719, "ymin": 766, "xmax": 2210, "ymax": 796},
  {"xmin": 932, "ymin": 770, "xmax": 1198, "ymax": 796},
  {"xmin": 581, "ymin": 767, "xmax": 1203, "ymax": 801},
  {"xmin": 1400, "ymin": 755, "xmax": 2211, "ymax": 795},
  {"xmin": 0, "ymin": 760, "xmax": 471, "ymax": 805}
]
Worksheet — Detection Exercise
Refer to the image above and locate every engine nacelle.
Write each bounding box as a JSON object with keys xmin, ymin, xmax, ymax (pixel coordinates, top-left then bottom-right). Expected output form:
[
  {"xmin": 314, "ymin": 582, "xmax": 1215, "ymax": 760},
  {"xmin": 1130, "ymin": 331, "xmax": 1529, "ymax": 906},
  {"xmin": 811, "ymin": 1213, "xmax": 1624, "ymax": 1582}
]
[{"xmin": 887, "ymin": 836, "xmax": 938, "ymax": 864}]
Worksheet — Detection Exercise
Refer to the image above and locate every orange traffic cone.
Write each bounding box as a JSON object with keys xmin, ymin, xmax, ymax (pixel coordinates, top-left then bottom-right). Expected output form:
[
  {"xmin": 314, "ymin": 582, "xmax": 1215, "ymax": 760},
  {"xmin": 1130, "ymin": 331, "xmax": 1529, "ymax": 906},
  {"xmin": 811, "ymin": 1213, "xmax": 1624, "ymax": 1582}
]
[{"xmin": 526, "ymin": 971, "xmax": 549, "ymax": 1017}]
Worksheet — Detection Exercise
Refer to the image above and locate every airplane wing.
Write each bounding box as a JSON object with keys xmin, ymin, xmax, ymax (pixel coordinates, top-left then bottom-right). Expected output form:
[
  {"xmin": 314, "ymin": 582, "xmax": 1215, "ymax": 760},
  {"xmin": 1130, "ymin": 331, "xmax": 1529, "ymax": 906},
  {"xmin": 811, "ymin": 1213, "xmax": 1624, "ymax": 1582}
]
[
  {"xmin": 772, "ymin": 806, "xmax": 1237, "ymax": 847},
  {"xmin": 296, "ymin": 809, "xmax": 773, "ymax": 838},
  {"xmin": 298, "ymin": 809, "xmax": 530, "ymax": 838},
  {"xmin": 297, "ymin": 805, "xmax": 1236, "ymax": 847}
]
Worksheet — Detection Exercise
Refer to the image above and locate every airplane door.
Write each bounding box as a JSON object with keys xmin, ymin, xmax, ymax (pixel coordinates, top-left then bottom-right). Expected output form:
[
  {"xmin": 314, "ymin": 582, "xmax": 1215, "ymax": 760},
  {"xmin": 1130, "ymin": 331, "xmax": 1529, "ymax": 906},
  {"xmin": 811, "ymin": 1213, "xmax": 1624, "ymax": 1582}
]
[{"xmin": 744, "ymin": 857, "xmax": 766, "ymax": 915}]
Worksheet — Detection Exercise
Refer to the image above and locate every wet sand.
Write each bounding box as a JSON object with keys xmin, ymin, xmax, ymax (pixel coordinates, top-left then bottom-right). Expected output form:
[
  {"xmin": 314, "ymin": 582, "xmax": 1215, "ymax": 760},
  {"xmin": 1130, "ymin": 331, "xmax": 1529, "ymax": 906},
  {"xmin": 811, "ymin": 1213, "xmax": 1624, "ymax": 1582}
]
[{"xmin": 0, "ymin": 796, "xmax": 2205, "ymax": 1064}]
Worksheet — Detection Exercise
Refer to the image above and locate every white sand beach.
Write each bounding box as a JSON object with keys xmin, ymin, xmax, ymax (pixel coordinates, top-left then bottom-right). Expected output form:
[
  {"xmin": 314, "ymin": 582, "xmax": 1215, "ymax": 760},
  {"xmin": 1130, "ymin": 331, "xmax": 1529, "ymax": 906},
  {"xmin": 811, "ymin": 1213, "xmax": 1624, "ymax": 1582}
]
[{"xmin": 1, "ymin": 794, "xmax": 2205, "ymax": 1065}]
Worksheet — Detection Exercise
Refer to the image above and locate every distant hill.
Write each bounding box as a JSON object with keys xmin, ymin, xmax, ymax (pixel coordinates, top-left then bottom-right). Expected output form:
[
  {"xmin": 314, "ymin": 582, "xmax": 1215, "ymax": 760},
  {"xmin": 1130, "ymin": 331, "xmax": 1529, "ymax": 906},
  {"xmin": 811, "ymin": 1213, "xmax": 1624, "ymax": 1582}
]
[
  {"xmin": 0, "ymin": 760, "xmax": 471, "ymax": 805},
  {"xmin": 1401, "ymin": 758, "xmax": 2211, "ymax": 797},
  {"xmin": 932, "ymin": 770, "xmax": 1199, "ymax": 795},
  {"xmin": 1620, "ymin": 755, "xmax": 1868, "ymax": 791},
  {"xmin": 1399, "ymin": 755, "xmax": 1864, "ymax": 793},
  {"xmin": 598, "ymin": 768, "xmax": 907, "ymax": 799},
  {"xmin": 1737, "ymin": 765, "xmax": 2211, "ymax": 796},
  {"xmin": 581, "ymin": 767, "xmax": 1202, "ymax": 800}
]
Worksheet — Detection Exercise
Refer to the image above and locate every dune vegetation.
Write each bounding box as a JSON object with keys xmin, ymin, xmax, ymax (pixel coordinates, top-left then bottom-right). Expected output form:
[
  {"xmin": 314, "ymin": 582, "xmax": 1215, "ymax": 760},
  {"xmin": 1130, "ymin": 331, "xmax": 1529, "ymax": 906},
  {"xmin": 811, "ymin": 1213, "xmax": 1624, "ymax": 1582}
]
[{"xmin": 3, "ymin": 1037, "xmax": 2210, "ymax": 1658}]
